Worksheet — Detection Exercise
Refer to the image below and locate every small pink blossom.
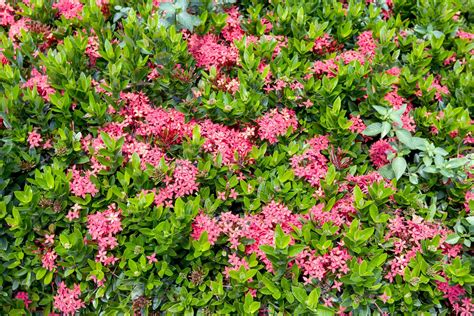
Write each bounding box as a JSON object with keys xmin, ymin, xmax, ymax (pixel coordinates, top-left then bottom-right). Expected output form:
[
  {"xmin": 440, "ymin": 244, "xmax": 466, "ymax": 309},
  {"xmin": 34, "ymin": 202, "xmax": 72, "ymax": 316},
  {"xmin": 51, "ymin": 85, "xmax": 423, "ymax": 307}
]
[
  {"xmin": 147, "ymin": 253, "xmax": 158, "ymax": 264},
  {"xmin": 256, "ymin": 108, "xmax": 298, "ymax": 144},
  {"xmin": 69, "ymin": 166, "xmax": 98, "ymax": 198},
  {"xmin": 15, "ymin": 292, "xmax": 32, "ymax": 309},
  {"xmin": 45, "ymin": 234, "xmax": 55, "ymax": 245},
  {"xmin": 42, "ymin": 249, "xmax": 57, "ymax": 271},
  {"xmin": 369, "ymin": 139, "xmax": 395, "ymax": 168},
  {"xmin": 386, "ymin": 67, "xmax": 401, "ymax": 76},
  {"xmin": 229, "ymin": 189, "xmax": 238, "ymax": 199},
  {"xmin": 22, "ymin": 68, "xmax": 55, "ymax": 101},
  {"xmin": 28, "ymin": 130, "xmax": 43, "ymax": 148},
  {"xmin": 348, "ymin": 115, "xmax": 366, "ymax": 134},
  {"xmin": 379, "ymin": 292, "xmax": 391, "ymax": 303},
  {"xmin": 53, "ymin": 282, "xmax": 85, "ymax": 315},
  {"xmin": 53, "ymin": 0, "xmax": 84, "ymax": 20}
]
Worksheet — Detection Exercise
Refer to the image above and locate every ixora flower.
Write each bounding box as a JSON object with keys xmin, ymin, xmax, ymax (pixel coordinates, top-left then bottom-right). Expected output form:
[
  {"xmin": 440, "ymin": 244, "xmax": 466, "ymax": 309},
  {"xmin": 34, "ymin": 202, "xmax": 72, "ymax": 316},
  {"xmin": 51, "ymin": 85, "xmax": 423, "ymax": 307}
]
[
  {"xmin": 53, "ymin": 282, "xmax": 85, "ymax": 315},
  {"xmin": 52, "ymin": 0, "xmax": 83, "ymax": 20},
  {"xmin": 14, "ymin": 292, "xmax": 31, "ymax": 309},
  {"xmin": 256, "ymin": 108, "xmax": 298, "ymax": 144},
  {"xmin": 2, "ymin": 1, "xmax": 474, "ymax": 315}
]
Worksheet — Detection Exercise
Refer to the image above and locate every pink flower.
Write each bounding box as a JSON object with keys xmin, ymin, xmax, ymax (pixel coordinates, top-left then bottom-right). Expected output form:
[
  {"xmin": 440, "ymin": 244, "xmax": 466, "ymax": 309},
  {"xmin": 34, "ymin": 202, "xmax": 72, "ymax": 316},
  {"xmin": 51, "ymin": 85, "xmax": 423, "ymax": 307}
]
[
  {"xmin": 187, "ymin": 34, "xmax": 238, "ymax": 70},
  {"xmin": 191, "ymin": 213, "xmax": 221, "ymax": 245},
  {"xmin": 313, "ymin": 34, "xmax": 340, "ymax": 55},
  {"xmin": 369, "ymin": 139, "xmax": 395, "ymax": 168},
  {"xmin": 465, "ymin": 191, "xmax": 474, "ymax": 213},
  {"xmin": 223, "ymin": 253, "xmax": 250, "ymax": 278},
  {"xmin": 323, "ymin": 297, "xmax": 333, "ymax": 307},
  {"xmin": 457, "ymin": 30, "xmax": 474, "ymax": 40},
  {"xmin": 256, "ymin": 108, "xmax": 298, "ymax": 144},
  {"xmin": 449, "ymin": 130, "xmax": 459, "ymax": 138},
  {"xmin": 379, "ymin": 292, "xmax": 391, "ymax": 303},
  {"xmin": 332, "ymin": 281, "xmax": 343, "ymax": 291},
  {"xmin": 87, "ymin": 204, "xmax": 122, "ymax": 265},
  {"xmin": 66, "ymin": 209, "xmax": 80, "ymax": 221},
  {"xmin": 53, "ymin": 282, "xmax": 85, "ymax": 315},
  {"xmin": 15, "ymin": 292, "xmax": 32, "ymax": 309},
  {"xmin": 386, "ymin": 67, "xmax": 401, "ymax": 76},
  {"xmin": 291, "ymin": 135, "xmax": 329, "ymax": 187},
  {"xmin": 45, "ymin": 234, "xmax": 55, "ymax": 245},
  {"xmin": 221, "ymin": 7, "xmax": 245, "ymax": 42},
  {"xmin": 69, "ymin": 166, "xmax": 99, "ymax": 198},
  {"xmin": 308, "ymin": 59, "xmax": 339, "ymax": 78},
  {"xmin": 85, "ymin": 33, "xmax": 100, "ymax": 66},
  {"xmin": 147, "ymin": 253, "xmax": 158, "ymax": 264},
  {"xmin": 52, "ymin": 0, "xmax": 84, "ymax": 20},
  {"xmin": 300, "ymin": 99, "xmax": 314, "ymax": 108},
  {"xmin": 42, "ymin": 249, "xmax": 57, "ymax": 271},
  {"xmin": 22, "ymin": 68, "xmax": 55, "ymax": 101},
  {"xmin": 0, "ymin": 0, "xmax": 15, "ymax": 26},
  {"xmin": 444, "ymin": 54, "xmax": 456, "ymax": 66},
  {"xmin": 28, "ymin": 130, "xmax": 43, "ymax": 148},
  {"xmin": 348, "ymin": 115, "xmax": 366, "ymax": 134},
  {"xmin": 357, "ymin": 31, "xmax": 377, "ymax": 59},
  {"xmin": 217, "ymin": 191, "xmax": 226, "ymax": 200},
  {"xmin": 229, "ymin": 189, "xmax": 238, "ymax": 199}
]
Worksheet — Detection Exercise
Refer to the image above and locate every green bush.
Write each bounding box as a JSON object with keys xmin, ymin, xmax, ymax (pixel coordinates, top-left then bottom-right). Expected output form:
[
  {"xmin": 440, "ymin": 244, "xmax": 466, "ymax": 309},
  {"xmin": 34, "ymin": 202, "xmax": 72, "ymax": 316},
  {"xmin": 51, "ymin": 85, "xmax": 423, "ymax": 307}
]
[{"xmin": 0, "ymin": 0, "xmax": 473, "ymax": 314}]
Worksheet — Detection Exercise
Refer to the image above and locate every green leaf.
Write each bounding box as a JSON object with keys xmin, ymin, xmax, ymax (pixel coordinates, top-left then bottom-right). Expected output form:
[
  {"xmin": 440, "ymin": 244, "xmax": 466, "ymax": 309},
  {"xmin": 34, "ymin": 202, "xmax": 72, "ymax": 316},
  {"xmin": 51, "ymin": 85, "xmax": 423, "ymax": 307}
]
[
  {"xmin": 306, "ymin": 287, "xmax": 320, "ymax": 310},
  {"xmin": 392, "ymin": 157, "xmax": 407, "ymax": 180},
  {"xmin": 274, "ymin": 225, "xmax": 291, "ymax": 249},
  {"xmin": 292, "ymin": 286, "xmax": 307, "ymax": 303},
  {"xmin": 363, "ymin": 123, "xmax": 382, "ymax": 136},
  {"xmin": 380, "ymin": 122, "xmax": 391, "ymax": 138},
  {"xmin": 445, "ymin": 234, "xmax": 460, "ymax": 244}
]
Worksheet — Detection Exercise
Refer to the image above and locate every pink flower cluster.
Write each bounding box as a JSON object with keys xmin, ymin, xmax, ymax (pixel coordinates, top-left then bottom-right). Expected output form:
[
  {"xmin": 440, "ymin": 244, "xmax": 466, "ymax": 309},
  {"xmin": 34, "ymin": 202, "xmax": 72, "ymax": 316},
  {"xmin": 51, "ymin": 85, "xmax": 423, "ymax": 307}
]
[
  {"xmin": 221, "ymin": 7, "xmax": 245, "ymax": 42},
  {"xmin": 369, "ymin": 139, "xmax": 396, "ymax": 168},
  {"xmin": 199, "ymin": 120, "xmax": 254, "ymax": 166},
  {"xmin": 192, "ymin": 201, "xmax": 303, "ymax": 272},
  {"xmin": 345, "ymin": 171, "xmax": 390, "ymax": 194},
  {"xmin": 457, "ymin": 30, "xmax": 474, "ymax": 40},
  {"xmin": 294, "ymin": 246, "xmax": 351, "ymax": 284},
  {"xmin": 42, "ymin": 249, "xmax": 58, "ymax": 271},
  {"xmin": 291, "ymin": 135, "xmax": 329, "ymax": 187},
  {"xmin": 85, "ymin": 33, "xmax": 100, "ymax": 66},
  {"xmin": 187, "ymin": 34, "xmax": 239, "ymax": 70},
  {"xmin": 416, "ymin": 76, "xmax": 450, "ymax": 102},
  {"xmin": 306, "ymin": 59, "xmax": 339, "ymax": 79},
  {"xmin": 27, "ymin": 130, "xmax": 43, "ymax": 148},
  {"xmin": 384, "ymin": 214, "xmax": 454, "ymax": 282},
  {"xmin": 153, "ymin": 159, "xmax": 200, "ymax": 207},
  {"xmin": 465, "ymin": 191, "xmax": 474, "ymax": 213},
  {"xmin": 384, "ymin": 87, "xmax": 416, "ymax": 131},
  {"xmin": 348, "ymin": 115, "xmax": 366, "ymax": 134},
  {"xmin": 436, "ymin": 279, "xmax": 474, "ymax": 315},
  {"xmin": 52, "ymin": 0, "xmax": 83, "ymax": 20},
  {"xmin": 310, "ymin": 195, "xmax": 356, "ymax": 229},
  {"xmin": 15, "ymin": 292, "xmax": 32, "ymax": 309},
  {"xmin": 224, "ymin": 253, "xmax": 250, "ymax": 279},
  {"xmin": 69, "ymin": 166, "xmax": 99, "ymax": 198},
  {"xmin": 87, "ymin": 204, "xmax": 122, "ymax": 265},
  {"xmin": 0, "ymin": 0, "xmax": 15, "ymax": 26},
  {"xmin": 312, "ymin": 34, "xmax": 341, "ymax": 55},
  {"xmin": 53, "ymin": 282, "xmax": 85, "ymax": 315},
  {"xmin": 22, "ymin": 68, "xmax": 56, "ymax": 101},
  {"xmin": 356, "ymin": 31, "xmax": 377, "ymax": 59},
  {"xmin": 256, "ymin": 108, "xmax": 298, "ymax": 144},
  {"xmin": 306, "ymin": 30, "xmax": 378, "ymax": 80}
]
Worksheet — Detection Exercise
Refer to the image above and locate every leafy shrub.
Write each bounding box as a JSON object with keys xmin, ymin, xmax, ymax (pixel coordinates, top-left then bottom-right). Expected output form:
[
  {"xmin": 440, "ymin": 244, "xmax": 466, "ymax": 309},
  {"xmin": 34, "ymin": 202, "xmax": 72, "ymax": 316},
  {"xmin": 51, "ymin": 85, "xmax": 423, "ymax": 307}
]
[{"xmin": 0, "ymin": 0, "xmax": 473, "ymax": 315}]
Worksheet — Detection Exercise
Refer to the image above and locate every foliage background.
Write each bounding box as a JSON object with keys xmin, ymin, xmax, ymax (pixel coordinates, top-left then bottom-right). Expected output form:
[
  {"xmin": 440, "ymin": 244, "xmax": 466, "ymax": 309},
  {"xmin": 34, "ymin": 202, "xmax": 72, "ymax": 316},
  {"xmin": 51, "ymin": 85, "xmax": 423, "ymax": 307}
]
[{"xmin": 0, "ymin": 0, "xmax": 473, "ymax": 315}]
